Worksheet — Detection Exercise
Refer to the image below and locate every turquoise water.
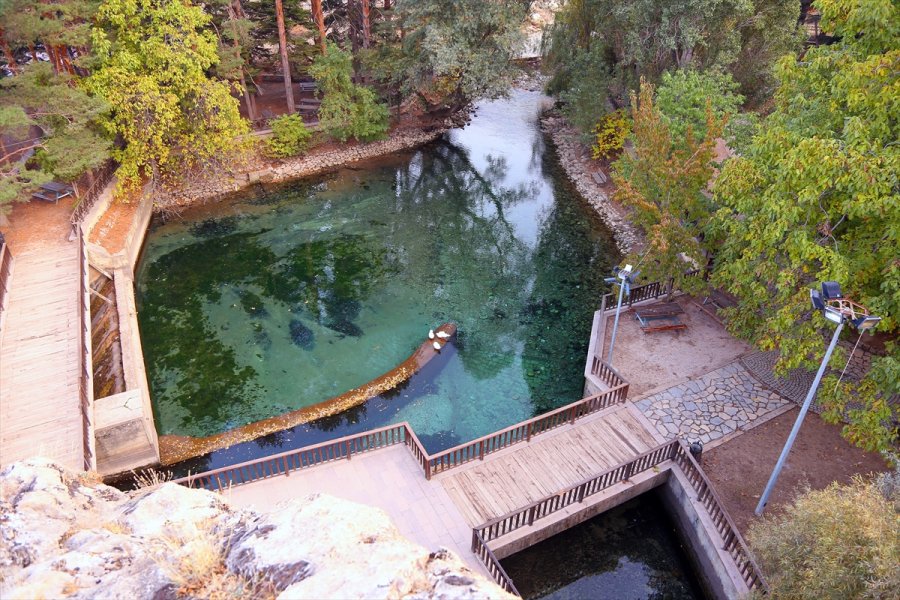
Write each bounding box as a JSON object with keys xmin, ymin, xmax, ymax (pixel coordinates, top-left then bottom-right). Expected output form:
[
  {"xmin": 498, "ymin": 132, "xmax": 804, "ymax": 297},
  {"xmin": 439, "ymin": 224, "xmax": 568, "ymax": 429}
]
[{"xmin": 136, "ymin": 90, "xmax": 619, "ymax": 456}]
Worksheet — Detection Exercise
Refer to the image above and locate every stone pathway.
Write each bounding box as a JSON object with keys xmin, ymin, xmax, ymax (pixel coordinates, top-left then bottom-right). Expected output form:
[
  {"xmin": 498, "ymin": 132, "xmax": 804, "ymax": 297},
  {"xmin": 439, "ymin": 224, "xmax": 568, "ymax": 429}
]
[{"xmin": 633, "ymin": 362, "xmax": 789, "ymax": 445}]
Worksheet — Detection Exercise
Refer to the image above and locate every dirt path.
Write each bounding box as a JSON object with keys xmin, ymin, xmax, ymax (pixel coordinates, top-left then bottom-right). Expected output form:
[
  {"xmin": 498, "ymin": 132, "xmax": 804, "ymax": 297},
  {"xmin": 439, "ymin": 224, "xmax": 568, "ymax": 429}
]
[{"xmin": 701, "ymin": 407, "xmax": 887, "ymax": 534}]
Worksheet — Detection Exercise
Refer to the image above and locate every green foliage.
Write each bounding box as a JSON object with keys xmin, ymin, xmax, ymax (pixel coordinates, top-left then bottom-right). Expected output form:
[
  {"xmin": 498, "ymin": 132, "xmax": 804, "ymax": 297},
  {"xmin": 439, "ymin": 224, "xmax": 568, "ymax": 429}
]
[
  {"xmin": 86, "ymin": 0, "xmax": 249, "ymax": 191},
  {"xmin": 655, "ymin": 69, "xmax": 743, "ymax": 143},
  {"xmin": 749, "ymin": 475, "xmax": 900, "ymax": 598},
  {"xmin": 266, "ymin": 114, "xmax": 312, "ymax": 158},
  {"xmin": 0, "ymin": 63, "xmax": 110, "ymax": 213},
  {"xmin": 612, "ymin": 80, "xmax": 724, "ymax": 294},
  {"xmin": 544, "ymin": 0, "xmax": 801, "ymax": 132},
  {"xmin": 591, "ymin": 109, "xmax": 631, "ymax": 161},
  {"xmin": 366, "ymin": 0, "xmax": 529, "ymax": 113},
  {"xmin": 309, "ymin": 45, "xmax": 388, "ymax": 142},
  {"xmin": 709, "ymin": 0, "xmax": 900, "ymax": 451}
]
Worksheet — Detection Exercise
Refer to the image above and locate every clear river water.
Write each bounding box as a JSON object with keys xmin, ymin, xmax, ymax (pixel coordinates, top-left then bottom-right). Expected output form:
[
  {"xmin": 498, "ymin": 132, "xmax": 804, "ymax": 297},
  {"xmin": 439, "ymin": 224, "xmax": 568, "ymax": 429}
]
[{"xmin": 136, "ymin": 89, "xmax": 620, "ymax": 472}]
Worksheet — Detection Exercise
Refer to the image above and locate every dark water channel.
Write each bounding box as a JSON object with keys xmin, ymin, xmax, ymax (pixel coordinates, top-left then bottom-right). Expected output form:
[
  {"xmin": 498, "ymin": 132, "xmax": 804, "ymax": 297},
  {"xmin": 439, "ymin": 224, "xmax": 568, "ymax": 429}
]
[
  {"xmin": 136, "ymin": 90, "xmax": 620, "ymax": 474},
  {"xmin": 501, "ymin": 494, "xmax": 708, "ymax": 600}
]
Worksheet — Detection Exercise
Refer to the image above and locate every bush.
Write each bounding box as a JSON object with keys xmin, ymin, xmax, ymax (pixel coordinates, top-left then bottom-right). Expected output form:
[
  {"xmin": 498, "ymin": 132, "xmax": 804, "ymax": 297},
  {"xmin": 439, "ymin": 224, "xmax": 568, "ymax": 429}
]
[
  {"xmin": 309, "ymin": 45, "xmax": 389, "ymax": 142},
  {"xmin": 266, "ymin": 114, "xmax": 312, "ymax": 158},
  {"xmin": 655, "ymin": 69, "xmax": 744, "ymax": 142},
  {"xmin": 749, "ymin": 475, "xmax": 900, "ymax": 599},
  {"xmin": 591, "ymin": 109, "xmax": 631, "ymax": 161}
]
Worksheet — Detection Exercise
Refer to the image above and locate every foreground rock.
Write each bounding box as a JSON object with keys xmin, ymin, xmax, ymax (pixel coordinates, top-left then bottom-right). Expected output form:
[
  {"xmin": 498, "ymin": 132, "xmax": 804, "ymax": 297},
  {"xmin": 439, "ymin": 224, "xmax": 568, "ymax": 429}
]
[{"xmin": 0, "ymin": 460, "xmax": 514, "ymax": 599}]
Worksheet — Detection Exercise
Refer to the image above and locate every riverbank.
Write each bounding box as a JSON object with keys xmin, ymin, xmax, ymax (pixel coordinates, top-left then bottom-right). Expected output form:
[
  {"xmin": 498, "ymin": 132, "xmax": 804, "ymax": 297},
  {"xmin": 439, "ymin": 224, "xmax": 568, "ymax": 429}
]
[{"xmin": 540, "ymin": 111, "xmax": 642, "ymax": 255}]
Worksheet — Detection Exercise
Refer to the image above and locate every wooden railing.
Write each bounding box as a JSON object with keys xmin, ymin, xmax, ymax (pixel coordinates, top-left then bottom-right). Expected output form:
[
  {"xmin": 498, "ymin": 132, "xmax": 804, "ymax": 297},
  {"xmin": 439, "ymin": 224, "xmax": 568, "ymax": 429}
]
[
  {"xmin": 600, "ymin": 269, "xmax": 702, "ymax": 313},
  {"xmin": 173, "ymin": 422, "xmax": 412, "ymax": 490},
  {"xmin": 424, "ymin": 381, "xmax": 628, "ymax": 478},
  {"xmin": 173, "ymin": 359, "xmax": 629, "ymax": 489},
  {"xmin": 470, "ymin": 439, "xmax": 767, "ymax": 594},
  {"xmin": 77, "ymin": 226, "xmax": 96, "ymax": 471},
  {"xmin": 474, "ymin": 441, "xmax": 679, "ymax": 543},
  {"xmin": 0, "ymin": 240, "xmax": 13, "ymax": 338},
  {"xmin": 672, "ymin": 441, "xmax": 768, "ymax": 593},
  {"xmin": 71, "ymin": 160, "xmax": 116, "ymax": 227},
  {"xmin": 471, "ymin": 529, "xmax": 520, "ymax": 596}
]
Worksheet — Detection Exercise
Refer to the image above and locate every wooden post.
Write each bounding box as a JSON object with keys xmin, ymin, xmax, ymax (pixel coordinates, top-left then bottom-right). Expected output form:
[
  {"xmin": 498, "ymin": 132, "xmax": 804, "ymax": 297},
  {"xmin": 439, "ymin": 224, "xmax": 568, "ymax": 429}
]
[
  {"xmin": 311, "ymin": 0, "xmax": 327, "ymax": 52},
  {"xmin": 274, "ymin": 0, "xmax": 295, "ymax": 114}
]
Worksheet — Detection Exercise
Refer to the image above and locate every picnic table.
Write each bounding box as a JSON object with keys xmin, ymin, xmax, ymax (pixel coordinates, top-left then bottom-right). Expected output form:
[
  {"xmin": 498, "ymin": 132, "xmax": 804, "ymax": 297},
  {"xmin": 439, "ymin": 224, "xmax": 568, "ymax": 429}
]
[
  {"xmin": 298, "ymin": 81, "xmax": 318, "ymax": 93},
  {"xmin": 297, "ymin": 99, "xmax": 321, "ymax": 116},
  {"xmin": 32, "ymin": 182, "xmax": 74, "ymax": 203},
  {"xmin": 634, "ymin": 301, "xmax": 687, "ymax": 333}
]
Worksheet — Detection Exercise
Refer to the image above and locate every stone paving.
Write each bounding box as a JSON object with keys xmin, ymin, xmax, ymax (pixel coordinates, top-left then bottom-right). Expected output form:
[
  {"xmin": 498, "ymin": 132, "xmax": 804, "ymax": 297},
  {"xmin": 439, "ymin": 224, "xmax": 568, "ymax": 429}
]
[{"xmin": 633, "ymin": 361, "xmax": 790, "ymax": 445}]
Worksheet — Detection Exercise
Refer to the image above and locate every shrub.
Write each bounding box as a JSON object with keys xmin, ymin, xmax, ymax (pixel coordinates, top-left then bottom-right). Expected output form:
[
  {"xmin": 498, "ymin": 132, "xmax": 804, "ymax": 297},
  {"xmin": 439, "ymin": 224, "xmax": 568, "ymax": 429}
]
[
  {"xmin": 591, "ymin": 109, "xmax": 631, "ymax": 161},
  {"xmin": 309, "ymin": 45, "xmax": 389, "ymax": 142},
  {"xmin": 266, "ymin": 114, "xmax": 312, "ymax": 158},
  {"xmin": 749, "ymin": 475, "xmax": 900, "ymax": 599}
]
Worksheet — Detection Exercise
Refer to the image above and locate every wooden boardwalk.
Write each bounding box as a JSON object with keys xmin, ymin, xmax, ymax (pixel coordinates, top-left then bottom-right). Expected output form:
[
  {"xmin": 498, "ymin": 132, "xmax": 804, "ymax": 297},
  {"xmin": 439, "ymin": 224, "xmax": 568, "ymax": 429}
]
[
  {"xmin": 225, "ymin": 404, "xmax": 659, "ymax": 570},
  {"xmin": 440, "ymin": 406, "xmax": 659, "ymax": 526},
  {"xmin": 0, "ymin": 205, "xmax": 84, "ymax": 471}
]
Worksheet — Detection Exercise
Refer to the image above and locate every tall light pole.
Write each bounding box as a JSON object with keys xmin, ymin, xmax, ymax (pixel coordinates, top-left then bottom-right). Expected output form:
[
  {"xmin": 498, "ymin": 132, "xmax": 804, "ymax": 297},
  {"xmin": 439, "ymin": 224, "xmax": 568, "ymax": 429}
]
[
  {"xmin": 755, "ymin": 281, "xmax": 881, "ymax": 515},
  {"xmin": 604, "ymin": 264, "xmax": 638, "ymax": 366}
]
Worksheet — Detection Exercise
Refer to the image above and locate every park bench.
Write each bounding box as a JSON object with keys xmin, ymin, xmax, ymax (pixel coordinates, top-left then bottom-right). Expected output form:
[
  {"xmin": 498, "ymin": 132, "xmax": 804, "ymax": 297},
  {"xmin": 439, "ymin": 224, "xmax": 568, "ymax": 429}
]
[
  {"xmin": 634, "ymin": 301, "xmax": 687, "ymax": 333},
  {"xmin": 31, "ymin": 182, "xmax": 74, "ymax": 203},
  {"xmin": 700, "ymin": 289, "xmax": 738, "ymax": 324},
  {"xmin": 297, "ymin": 99, "xmax": 321, "ymax": 116},
  {"xmin": 298, "ymin": 81, "xmax": 318, "ymax": 93}
]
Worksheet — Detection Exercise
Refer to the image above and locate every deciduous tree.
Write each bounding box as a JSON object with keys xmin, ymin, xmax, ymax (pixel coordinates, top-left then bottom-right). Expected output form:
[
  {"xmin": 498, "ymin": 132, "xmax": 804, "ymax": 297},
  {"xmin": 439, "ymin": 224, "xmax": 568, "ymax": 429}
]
[
  {"xmin": 709, "ymin": 0, "xmax": 899, "ymax": 452},
  {"xmin": 86, "ymin": 0, "xmax": 249, "ymax": 191}
]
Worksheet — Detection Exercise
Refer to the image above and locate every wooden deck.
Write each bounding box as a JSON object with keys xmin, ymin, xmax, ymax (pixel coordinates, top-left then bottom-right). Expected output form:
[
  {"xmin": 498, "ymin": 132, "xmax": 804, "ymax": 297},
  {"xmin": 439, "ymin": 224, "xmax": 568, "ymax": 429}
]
[
  {"xmin": 440, "ymin": 405, "xmax": 659, "ymax": 526},
  {"xmin": 0, "ymin": 234, "xmax": 84, "ymax": 470}
]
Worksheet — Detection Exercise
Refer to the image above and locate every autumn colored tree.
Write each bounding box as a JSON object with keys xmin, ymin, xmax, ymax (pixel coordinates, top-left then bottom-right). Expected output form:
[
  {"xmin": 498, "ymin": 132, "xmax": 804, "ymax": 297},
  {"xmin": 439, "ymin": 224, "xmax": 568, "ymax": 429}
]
[
  {"xmin": 612, "ymin": 79, "xmax": 725, "ymax": 294},
  {"xmin": 86, "ymin": 0, "xmax": 249, "ymax": 191},
  {"xmin": 710, "ymin": 0, "xmax": 899, "ymax": 452}
]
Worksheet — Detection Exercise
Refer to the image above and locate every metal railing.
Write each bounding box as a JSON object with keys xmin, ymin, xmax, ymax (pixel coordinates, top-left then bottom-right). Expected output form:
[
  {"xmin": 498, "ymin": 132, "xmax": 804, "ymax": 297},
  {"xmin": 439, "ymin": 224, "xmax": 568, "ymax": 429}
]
[
  {"xmin": 173, "ymin": 359, "xmax": 629, "ymax": 489},
  {"xmin": 77, "ymin": 226, "xmax": 96, "ymax": 470},
  {"xmin": 471, "ymin": 529, "xmax": 521, "ymax": 596}
]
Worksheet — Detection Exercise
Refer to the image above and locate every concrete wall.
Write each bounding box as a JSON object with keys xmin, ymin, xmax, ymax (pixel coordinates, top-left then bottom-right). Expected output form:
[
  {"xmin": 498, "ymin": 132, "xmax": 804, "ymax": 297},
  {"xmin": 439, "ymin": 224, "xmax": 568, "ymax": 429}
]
[{"xmin": 659, "ymin": 469, "xmax": 751, "ymax": 600}]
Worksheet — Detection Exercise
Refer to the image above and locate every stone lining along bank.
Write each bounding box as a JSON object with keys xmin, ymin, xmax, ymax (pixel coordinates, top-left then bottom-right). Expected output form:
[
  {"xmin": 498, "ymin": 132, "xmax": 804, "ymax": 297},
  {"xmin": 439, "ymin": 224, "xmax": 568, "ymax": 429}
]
[
  {"xmin": 155, "ymin": 126, "xmax": 449, "ymax": 210},
  {"xmin": 540, "ymin": 112, "xmax": 641, "ymax": 254}
]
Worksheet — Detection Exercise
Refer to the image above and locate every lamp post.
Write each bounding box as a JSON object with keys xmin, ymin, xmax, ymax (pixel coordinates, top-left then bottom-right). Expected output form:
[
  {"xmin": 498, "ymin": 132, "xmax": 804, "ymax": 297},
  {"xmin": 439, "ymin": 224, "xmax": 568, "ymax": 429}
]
[
  {"xmin": 755, "ymin": 281, "xmax": 881, "ymax": 516},
  {"xmin": 604, "ymin": 264, "xmax": 638, "ymax": 366}
]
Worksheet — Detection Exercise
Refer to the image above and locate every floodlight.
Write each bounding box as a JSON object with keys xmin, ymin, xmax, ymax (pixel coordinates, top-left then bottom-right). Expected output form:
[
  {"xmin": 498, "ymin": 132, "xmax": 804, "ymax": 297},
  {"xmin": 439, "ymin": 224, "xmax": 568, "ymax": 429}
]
[
  {"xmin": 604, "ymin": 277, "xmax": 617, "ymax": 284},
  {"xmin": 821, "ymin": 281, "xmax": 843, "ymax": 300},
  {"xmin": 852, "ymin": 315, "xmax": 882, "ymax": 331},
  {"xmin": 823, "ymin": 306, "xmax": 845, "ymax": 324},
  {"xmin": 810, "ymin": 288, "xmax": 825, "ymax": 311}
]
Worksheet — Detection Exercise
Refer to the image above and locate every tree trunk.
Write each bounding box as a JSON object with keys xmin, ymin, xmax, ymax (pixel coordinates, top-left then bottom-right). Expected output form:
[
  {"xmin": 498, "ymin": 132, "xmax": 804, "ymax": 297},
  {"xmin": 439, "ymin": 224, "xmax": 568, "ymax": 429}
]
[
  {"xmin": 384, "ymin": 0, "xmax": 391, "ymax": 9},
  {"xmin": 361, "ymin": 0, "xmax": 371, "ymax": 49},
  {"xmin": 228, "ymin": 0, "xmax": 257, "ymax": 122},
  {"xmin": 0, "ymin": 29, "xmax": 16, "ymax": 74},
  {"xmin": 274, "ymin": 0, "xmax": 295, "ymax": 114},
  {"xmin": 311, "ymin": 0, "xmax": 327, "ymax": 53}
]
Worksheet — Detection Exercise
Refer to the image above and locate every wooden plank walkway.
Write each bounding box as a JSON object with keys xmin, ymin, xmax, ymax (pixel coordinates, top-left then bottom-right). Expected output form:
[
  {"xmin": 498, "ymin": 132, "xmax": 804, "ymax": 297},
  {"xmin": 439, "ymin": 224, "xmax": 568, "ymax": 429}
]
[
  {"xmin": 439, "ymin": 405, "xmax": 658, "ymax": 526},
  {"xmin": 0, "ymin": 241, "xmax": 84, "ymax": 470}
]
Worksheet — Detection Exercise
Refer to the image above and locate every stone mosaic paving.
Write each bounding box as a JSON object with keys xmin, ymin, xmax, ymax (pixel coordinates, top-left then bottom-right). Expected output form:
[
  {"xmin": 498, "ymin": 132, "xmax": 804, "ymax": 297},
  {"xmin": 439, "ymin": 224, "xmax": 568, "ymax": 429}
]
[{"xmin": 633, "ymin": 362, "xmax": 790, "ymax": 445}]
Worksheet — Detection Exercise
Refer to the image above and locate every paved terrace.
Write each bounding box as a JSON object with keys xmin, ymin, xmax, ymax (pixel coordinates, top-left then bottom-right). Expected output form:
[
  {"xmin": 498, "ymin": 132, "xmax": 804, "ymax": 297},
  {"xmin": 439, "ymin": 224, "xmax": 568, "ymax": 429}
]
[{"xmin": 0, "ymin": 198, "xmax": 85, "ymax": 470}]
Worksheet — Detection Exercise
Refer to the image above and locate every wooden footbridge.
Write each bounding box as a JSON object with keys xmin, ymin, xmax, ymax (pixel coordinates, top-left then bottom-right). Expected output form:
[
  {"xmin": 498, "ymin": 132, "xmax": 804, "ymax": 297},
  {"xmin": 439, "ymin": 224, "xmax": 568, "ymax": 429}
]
[{"xmin": 174, "ymin": 360, "xmax": 766, "ymax": 597}]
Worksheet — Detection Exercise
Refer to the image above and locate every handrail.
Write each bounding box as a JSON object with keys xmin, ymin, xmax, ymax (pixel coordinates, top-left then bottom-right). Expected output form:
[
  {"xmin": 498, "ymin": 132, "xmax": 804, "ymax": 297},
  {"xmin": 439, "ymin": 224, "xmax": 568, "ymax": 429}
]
[
  {"xmin": 71, "ymin": 160, "xmax": 116, "ymax": 227},
  {"xmin": 77, "ymin": 225, "xmax": 96, "ymax": 471},
  {"xmin": 172, "ymin": 359, "xmax": 629, "ymax": 489},
  {"xmin": 600, "ymin": 269, "xmax": 702, "ymax": 313},
  {"xmin": 474, "ymin": 441, "xmax": 679, "ymax": 543},
  {"xmin": 172, "ymin": 422, "xmax": 412, "ymax": 490},
  {"xmin": 672, "ymin": 440, "xmax": 768, "ymax": 593},
  {"xmin": 471, "ymin": 439, "xmax": 767, "ymax": 593},
  {"xmin": 471, "ymin": 529, "xmax": 521, "ymax": 596}
]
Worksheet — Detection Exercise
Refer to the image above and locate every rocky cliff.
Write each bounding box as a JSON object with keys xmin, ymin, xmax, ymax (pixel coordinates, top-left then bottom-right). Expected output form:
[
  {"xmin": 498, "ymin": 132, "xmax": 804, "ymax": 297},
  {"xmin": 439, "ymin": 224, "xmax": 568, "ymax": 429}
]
[{"xmin": 0, "ymin": 460, "xmax": 514, "ymax": 600}]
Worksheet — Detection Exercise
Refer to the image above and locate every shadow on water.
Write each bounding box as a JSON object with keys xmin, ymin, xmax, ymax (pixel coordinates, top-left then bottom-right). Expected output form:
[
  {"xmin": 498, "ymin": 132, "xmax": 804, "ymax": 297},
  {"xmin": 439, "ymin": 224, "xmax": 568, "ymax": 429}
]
[
  {"xmin": 136, "ymin": 89, "xmax": 621, "ymax": 477},
  {"xmin": 501, "ymin": 493, "xmax": 708, "ymax": 600}
]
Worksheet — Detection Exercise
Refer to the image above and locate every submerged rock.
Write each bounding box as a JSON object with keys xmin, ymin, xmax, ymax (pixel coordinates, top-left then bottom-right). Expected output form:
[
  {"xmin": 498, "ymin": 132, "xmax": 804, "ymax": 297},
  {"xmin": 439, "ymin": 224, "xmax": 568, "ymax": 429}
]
[
  {"xmin": 324, "ymin": 318, "xmax": 363, "ymax": 338},
  {"xmin": 289, "ymin": 319, "xmax": 315, "ymax": 350},
  {"xmin": 189, "ymin": 216, "xmax": 238, "ymax": 238},
  {"xmin": 0, "ymin": 460, "xmax": 515, "ymax": 599}
]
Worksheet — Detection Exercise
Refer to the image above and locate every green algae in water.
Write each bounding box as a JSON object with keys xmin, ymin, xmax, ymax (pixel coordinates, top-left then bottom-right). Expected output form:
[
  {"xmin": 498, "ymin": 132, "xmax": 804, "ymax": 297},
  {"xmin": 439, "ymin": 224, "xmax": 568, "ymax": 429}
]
[{"xmin": 136, "ymin": 90, "xmax": 620, "ymax": 446}]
